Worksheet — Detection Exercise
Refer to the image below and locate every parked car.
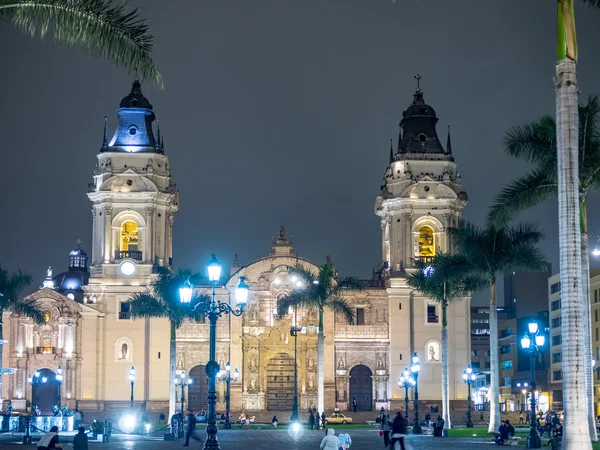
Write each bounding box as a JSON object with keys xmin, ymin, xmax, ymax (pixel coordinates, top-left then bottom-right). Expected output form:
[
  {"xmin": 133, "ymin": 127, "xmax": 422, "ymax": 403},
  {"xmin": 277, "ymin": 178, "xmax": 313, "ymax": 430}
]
[{"xmin": 325, "ymin": 413, "xmax": 352, "ymax": 424}]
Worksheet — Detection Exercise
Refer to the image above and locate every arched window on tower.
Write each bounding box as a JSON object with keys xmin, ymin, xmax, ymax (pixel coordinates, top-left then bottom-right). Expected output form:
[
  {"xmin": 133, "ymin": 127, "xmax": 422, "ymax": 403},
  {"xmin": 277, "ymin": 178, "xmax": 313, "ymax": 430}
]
[
  {"xmin": 120, "ymin": 221, "xmax": 139, "ymax": 251},
  {"xmin": 417, "ymin": 225, "xmax": 435, "ymax": 261}
]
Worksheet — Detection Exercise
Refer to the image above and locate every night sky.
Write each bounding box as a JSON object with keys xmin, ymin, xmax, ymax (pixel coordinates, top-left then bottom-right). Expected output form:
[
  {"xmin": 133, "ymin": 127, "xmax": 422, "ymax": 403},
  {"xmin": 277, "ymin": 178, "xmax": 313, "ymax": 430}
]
[{"xmin": 2, "ymin": 1, "xmax": 600, "ymax": 305}]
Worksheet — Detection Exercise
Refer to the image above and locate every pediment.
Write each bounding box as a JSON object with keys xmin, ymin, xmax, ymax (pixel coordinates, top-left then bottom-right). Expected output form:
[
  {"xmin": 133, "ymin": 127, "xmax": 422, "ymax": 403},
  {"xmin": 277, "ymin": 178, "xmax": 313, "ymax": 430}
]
[{"xmin": 98, "ymin": 174, "xmax": 158, "ymax": 193}]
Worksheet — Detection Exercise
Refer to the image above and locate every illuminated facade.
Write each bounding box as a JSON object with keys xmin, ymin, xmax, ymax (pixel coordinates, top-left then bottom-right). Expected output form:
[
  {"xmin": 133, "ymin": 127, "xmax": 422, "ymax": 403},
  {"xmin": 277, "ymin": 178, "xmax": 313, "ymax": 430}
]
[{"xmin": 1, "ymin": 82, "xmax": 472, "ymax": 419}]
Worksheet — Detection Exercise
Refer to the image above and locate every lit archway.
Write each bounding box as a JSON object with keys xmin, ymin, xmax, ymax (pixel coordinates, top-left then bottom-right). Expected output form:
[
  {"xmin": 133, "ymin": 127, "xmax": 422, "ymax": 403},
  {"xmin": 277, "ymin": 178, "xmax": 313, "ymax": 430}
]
[
  {"xmin": 417, "ymin": 226, "xmax": 435, "ymax": 258},
  {"xmin": 349, "ymin": 365, "xmax": 373, "ymax": 411},
  {"xmin": 31, "ymin": 368, "xmax": 59, "ymax": 415},
  {"xmin": 120, "ymin": 221, "xmax": 139, "ymax": 251}
]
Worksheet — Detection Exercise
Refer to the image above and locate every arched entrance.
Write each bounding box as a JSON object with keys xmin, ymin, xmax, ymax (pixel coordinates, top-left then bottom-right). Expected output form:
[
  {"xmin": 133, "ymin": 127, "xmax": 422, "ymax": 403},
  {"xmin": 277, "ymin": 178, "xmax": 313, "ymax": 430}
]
[
  {"xmin": 188, "ymin": 365, "xmax": 208, "ymax": 413},
  {"xmin": 266, "ymin": 353, "xmax": 295, "ymax": 411},
  {"xmin": 349, "ymin": 365, "xmax": 373, "ymax": 411},
  {"xmin": 32, "ymin": 368, "xmax": 59, "ymax": 415}
]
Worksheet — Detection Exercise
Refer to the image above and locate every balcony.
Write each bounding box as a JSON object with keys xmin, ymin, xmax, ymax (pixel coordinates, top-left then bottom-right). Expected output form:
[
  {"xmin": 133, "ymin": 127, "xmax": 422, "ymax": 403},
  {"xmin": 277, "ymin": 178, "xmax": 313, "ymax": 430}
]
[
  {"xmin": 356, "ymin": 279, "xmax": 386, "ymax": 289},
  {"xmin": 427, "ymin": 314, "xmax": 439, "ymax": 324},
  {"xmin": 35, "ymin": 347, "xmax": 56, "ymax": 354},
  {"xmin": 115, "ymin": 250, "xmax": 142, "ymax": 261},
  {"xmin": 414, "ymin": 256, "xmax": 435, "ymax": 264},
  {"xmin": 118, "ymin": 312, "xmax": 131, "ymax": 320}
]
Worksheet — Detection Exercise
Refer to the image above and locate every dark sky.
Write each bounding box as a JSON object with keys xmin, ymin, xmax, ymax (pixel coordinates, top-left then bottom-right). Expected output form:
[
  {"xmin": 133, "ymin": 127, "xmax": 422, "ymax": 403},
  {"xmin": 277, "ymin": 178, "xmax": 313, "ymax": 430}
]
[{"xmin": 2, "ymin": 1, "xmax": 600, "ymax": 304}]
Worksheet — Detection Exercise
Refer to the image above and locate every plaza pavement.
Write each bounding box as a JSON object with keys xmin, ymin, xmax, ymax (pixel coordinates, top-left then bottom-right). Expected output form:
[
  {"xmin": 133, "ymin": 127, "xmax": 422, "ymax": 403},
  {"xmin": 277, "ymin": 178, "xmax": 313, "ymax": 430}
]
[{"xmin": 0, "ymin": 428, "xmax": 497, "ymax": 450}]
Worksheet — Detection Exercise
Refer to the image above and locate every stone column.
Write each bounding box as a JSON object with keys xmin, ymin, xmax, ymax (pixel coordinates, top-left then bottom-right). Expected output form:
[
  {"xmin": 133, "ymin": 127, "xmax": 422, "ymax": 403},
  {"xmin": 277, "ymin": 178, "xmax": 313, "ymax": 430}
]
[
  {"xmin": 91, "ymin": 208, "xmax": 98, "ymax": 264},
  {"xmin": 103, "ymin": 206, "xmax": 113, "ymax": 263},
  {"xmin": 443, "ymin": 212, "xmax": 451, "ymax": 253},
  {"xmin": 75, "ymin": 316, "xmax": 83, "ymax": 401},
  {"xmin": 403, "ymin": 212, "xmax": 413, "ymax": 266},
  {"xmin": 144, "ymin": 207, "xmax": 154, "ymax": 263}
]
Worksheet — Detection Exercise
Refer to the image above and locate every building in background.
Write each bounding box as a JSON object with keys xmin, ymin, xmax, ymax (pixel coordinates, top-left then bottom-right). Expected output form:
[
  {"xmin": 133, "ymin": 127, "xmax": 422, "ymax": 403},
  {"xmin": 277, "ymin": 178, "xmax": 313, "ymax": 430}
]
[{"xmin": 504, "ymin": 264, "xmax": 552, "ymax": 319}]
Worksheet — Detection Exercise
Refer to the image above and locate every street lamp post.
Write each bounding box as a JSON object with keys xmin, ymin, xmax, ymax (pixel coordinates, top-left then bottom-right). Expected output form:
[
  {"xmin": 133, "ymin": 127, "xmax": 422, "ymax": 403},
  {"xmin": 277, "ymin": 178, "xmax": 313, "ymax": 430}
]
[
  {"xmin": 180, "ymin": 255, "xmax": 248, "ymax": 450},
  {"xmin": 217, "ymin": 363, "xmax": 239, "ymax": 429},
  {"xmin": 521, "ymin": 321, "xmax": 545, "ymax": 449},
  {"xmin": 462, "ymin": 365, "xmax": 476, "ymax": 428},
  {"xmin": 56, "ymin": 366, "xmax": 63, "ymax": 411},
  {"xmin": 398, "ymin": 368, "xmax": 416, "ymax": 419},
  {"xmin": 410, "ymin": 353, "xmax": 422, "ymax": 434},
  {"xmin": 129, "ymin": 366, "xmax": 136, "ymax": 411},
  {"xmin": 290, "ymin": 305, "xmax": 303, "ymax": 423},
  {"xmin": 175, "ymin": 370, "xmax": 193, "ymax": 414},
  {"xmin": 28, "ymin": 371, "xmax": 47, "ymax": 411}
]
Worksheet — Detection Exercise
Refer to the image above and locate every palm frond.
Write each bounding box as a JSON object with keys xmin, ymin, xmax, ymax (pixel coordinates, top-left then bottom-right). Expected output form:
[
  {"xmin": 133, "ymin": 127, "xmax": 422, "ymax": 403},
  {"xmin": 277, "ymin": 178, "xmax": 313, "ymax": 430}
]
[
  {"xmin": 128, "ymin": 292, "xmax": 170, "ymax": 320},
  {"xmin": 1, "ymin": 0, "xmax": 162, "ymax": 86},
  {"xmin": 0, "ymin": 265, "xmax": 32, "ymax": 310},
  {"xmin": 507, "ymin": 222, "xmax": 545, "ymax": 248},
  {"xmin": 327, "ymin": 297, "xmax": 355, "ymax": 325},
  {"xmin": 580, "ymin": 0, "xmax": 600, "ymax": 8},
  {"xmin": 487, "ymin": 170, "xmax": 558, "ymax": 224},
  {"xmin": 503, "ymin": 116, "xmax": 556, "ymax": 165},
  {"xmin": 276, "ymin": 290, "xmax": 316, "ymax": 319},
  {"xmin": 337, "ymin": 276, "xmax": 362, "ymax": 291},
  {"xmin": 9, "ymin": 298, "xmax": 46, "ymax": 324}
]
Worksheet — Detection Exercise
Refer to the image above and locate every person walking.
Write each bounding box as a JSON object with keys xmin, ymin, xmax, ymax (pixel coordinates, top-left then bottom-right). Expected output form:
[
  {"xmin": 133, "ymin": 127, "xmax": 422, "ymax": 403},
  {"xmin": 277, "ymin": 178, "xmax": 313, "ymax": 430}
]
[
  {"xmin": 352, "ymin": 398, "xmax": 357, "ymax": 413},
  {"xmin": 321, "ymin": 412, "xmax": 327, "ymax": 431},
  {"xmin": 382, "ymin": 413, "xmax": 391, "ymax": 447},
  {"xmin": 309, "ymin": 411, "xmax": 315, "ymax": 430},
  {"xmin": 183, "ymin": 409, "xmax": 197, "ymax": 447},
  {"xmin": 37, "ymin": 426, "xmax": 62, "ymax": 450},
  {"xmin": 72, "ymin": 426, "xmax": 88, "ymax": 450},
  {"xmin": 519, "ymin": 411, "xmax": 524, "ymax": 424},
  {"xmin": 390, "ymin": 412, "xmax": 408, "ymax": 450},
  {"xmin": 320, "ymin": 428, "xmax": 340, "ymax": 450},
  {"xmin": 338, "ymin": 431, "xmax": 352, "ymax": 450},
  {"xmin": 271, "ymin": 415, "xmax": 278, "ymax": 429},
  {"xmin": 73, "ymin": 409, "xmax": 83, "ymax": 429}
]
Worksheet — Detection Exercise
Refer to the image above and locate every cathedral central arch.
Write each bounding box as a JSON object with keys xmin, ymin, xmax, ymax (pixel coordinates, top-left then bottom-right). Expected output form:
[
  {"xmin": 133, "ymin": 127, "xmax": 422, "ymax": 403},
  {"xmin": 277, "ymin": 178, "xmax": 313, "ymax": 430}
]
[
  {"xmin": 266, "ymin": 353, "xmax": 295, "ymax": 411},
  {"xmin": 188, "ymin": 365, "xmax": 208, "ymax": 413}
]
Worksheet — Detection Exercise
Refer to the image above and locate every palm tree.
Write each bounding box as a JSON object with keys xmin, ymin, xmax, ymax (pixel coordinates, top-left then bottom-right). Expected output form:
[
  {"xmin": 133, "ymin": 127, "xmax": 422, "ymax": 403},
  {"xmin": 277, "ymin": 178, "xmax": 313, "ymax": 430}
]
[
  {"xmin": 0, "ymin": 265, "xmax": 46, "ymax": 396},
  {"xmin": 489, "ymin": 96, "xmax": 600, "ymax": 440},
  {"xmin": 128, "ymin": 267, "xmax": 209, "ymax": 420},
  {"xmin": 441, "ymin": 222, "xmax": 547, "ymax": 434},
  {"xmin": 276, "ymin": 261, "xmax": 359, "ymax": 414},
  {"xmin": 555, "ymin": 2, "xmax": 600, "ymax": 447},
  {"xmin": 407, "ymin": 256, "xmax": 486, "ymax": 432},
  {"xmin": 0, "ymin": 0, "xmax": 162, "ymax": 86}
]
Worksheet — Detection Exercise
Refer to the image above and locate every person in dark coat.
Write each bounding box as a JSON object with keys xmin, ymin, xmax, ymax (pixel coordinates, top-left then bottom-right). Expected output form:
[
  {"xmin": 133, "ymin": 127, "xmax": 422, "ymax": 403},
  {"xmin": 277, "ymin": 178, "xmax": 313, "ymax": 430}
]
[
  {"xmin": 37, "ymin": 426, "xmax": 61, "ymax": 450},
  {"xmin": 433, "ymin": 415, "xmax": 445, "ymax": 437},
  {"xmin": 352, "ymin": 398, "xmax": 357, "ymax": 413},
  {"xmin": 321, "ymin": 412, "xmax": 327, "ymax": 430},
  {"xmin": 381, "ymin": 413, "xmax": 391, "ymax": 447},
  {"xmin": 390, "ymin": 412, "xmax": 408, "ymax": 450},
  {"xmin": 309, "ymin": 411, "xmax": 315, "ymax": 430},
  {"xmin": 183, "ymin": 409, "xmax": 197, "ymax": 446},
  {"xmin": 72, "ymin": 426, "xmax": 88, "ymax": 450}
]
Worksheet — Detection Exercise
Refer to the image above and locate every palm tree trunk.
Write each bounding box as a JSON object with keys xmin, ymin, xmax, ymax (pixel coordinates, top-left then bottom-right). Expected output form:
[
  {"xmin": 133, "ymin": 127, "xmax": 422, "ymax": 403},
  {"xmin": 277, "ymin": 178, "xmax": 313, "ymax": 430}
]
[
  {"xmin": 555, "ymin": 56, "xmax": 591, "ymax": 449},
  {"xmin": 487, "ymin": 280, "xmax": 500, "ymax": 435},
  {"xmin": 441, "ymin": 301, "xmax": 451, "ymax": 430},
  {"xmin": 169, "ymin": 322, "xmax": 177, "ymax": 421},
  {"xmin": 581, "ymin": 204, "xmax": 597, "ymax": 441},
  {"xmin": 0, "ymin": 311, "xmax": 3, "ymax": 404},
  {"xmin": 318, "ymin": 308, "xmax": 324, "ymax": 414}
]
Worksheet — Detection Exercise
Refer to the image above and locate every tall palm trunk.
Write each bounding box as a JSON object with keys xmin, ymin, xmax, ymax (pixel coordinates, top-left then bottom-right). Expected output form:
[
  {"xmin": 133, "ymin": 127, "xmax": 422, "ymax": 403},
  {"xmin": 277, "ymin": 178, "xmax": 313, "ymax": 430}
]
[
  {"xmin": 555, "ymin": 57, "xmax": 591, "ymax": 449},
  {"xmin": 169, "ymin": 322, "xmax": 177, "ymax": 420},
  {"xmin": 441, "ymin": 301, "xmax": 451, "ymax": 430},
  {"xmin": 488, "ymin": 280, "xmax": 501, "ymax": 434},
  {"xmin": 581, "ymin": 203, "xmax": 597, "ymax": 441},
  {"xmin": 0, "ymin": 312, "xmax": 4, "ymax": 403},
  {"xmin": 318, "ymin": 308, "xmax": 324, "ymax": 414}
]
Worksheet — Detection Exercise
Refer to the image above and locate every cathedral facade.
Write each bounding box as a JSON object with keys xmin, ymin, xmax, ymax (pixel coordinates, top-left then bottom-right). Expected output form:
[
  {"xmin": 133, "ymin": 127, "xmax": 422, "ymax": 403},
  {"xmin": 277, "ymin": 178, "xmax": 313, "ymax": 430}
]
[{"xmin": 1, "ymin": 81, "xmax": 471, "ymax": 418}]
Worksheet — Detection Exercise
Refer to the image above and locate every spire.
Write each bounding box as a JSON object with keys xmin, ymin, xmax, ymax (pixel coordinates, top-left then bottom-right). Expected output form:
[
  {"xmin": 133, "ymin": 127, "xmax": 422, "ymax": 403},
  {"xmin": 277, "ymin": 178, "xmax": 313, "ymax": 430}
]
[
  {"xmin": 412, "ymin": 73, "xmax": 425, "ymax": 105},
  {"xmin": 102, "ymin": 116, "xmax": 108, "ymax": 148},
  {"xmin": 446, "ymin": 125, "xmax": 452, "ymax": 155},
  {"xmin": 41, "ymin": 267, "xmax": 55, "ymax": 289},
  {"xmin": 389, "ymin": 139, "xmax": 394, "ymax": 163}
]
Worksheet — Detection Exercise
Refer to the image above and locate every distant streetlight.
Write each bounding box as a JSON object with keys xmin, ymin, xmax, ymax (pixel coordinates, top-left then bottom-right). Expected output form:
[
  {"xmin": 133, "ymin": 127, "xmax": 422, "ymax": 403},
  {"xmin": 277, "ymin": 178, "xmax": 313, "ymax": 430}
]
[
  {"xmin": 217, "ymin": 363, "xmax": 239, "ymax": 429},
  {"xmin": 521, "ymin": 321, "xmax": 545, "ymax": 448},
  {"xmin": 462, "ymin": 365, "xmax": 476, "ymax": 428},
  {"xmin": 410, "ymin": 353, "xmax": 422, "ymax": 434},
  {"xmin": 56, "ymin": 366, "xmax": 64, "ymax": 410},
  {"xmin": 175, "ymin": 370, "xmax": 193, "ymax": 414},
  {"xmin": 129, "ymin": 366, "xmax": 136, "ymax": 411},
  {"xmin": 398, "ymin": 368, "xmax": 416, "ymax": 419}
]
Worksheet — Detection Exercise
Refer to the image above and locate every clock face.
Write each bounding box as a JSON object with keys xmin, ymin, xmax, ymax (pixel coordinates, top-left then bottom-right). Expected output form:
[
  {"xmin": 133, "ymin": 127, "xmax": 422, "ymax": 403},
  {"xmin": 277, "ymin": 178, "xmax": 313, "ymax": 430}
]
[{"xmin": 120, "ymin": 260, "xmax": 136, "ymax": 276}]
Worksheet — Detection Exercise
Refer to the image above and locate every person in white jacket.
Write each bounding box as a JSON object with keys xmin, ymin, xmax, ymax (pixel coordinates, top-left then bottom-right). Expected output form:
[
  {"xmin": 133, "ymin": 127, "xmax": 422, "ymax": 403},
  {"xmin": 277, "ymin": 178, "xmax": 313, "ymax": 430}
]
[{"xmin": 320, "ymin": 428, "xmax": 340, "ymax": 450}]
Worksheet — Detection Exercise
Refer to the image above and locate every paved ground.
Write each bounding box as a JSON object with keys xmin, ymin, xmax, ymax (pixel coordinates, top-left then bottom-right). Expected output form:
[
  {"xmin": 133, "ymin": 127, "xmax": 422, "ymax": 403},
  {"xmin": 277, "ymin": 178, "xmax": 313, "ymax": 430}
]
[{"xmin": 0, "ymin": 428, "xmax": 496, "ymax": 450}]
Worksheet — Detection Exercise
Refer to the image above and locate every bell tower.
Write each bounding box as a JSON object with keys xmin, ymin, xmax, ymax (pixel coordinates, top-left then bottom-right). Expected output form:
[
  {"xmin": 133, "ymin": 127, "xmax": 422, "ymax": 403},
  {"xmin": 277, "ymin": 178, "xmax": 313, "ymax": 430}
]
[
  {"xmin": 375, "ymin": 81, "xmax": 468, "ymax": 273},
  {"xmin": 87, "ymin": 79, "xmax": 179, "ymax": 280}
]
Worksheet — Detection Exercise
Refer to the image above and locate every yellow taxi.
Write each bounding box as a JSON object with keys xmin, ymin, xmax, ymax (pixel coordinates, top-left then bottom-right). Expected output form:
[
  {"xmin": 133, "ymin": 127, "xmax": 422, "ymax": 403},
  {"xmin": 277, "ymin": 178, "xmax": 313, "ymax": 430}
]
[{"xmin": 325, "ymin": 413, "xmax": 353, "ymax": 424}]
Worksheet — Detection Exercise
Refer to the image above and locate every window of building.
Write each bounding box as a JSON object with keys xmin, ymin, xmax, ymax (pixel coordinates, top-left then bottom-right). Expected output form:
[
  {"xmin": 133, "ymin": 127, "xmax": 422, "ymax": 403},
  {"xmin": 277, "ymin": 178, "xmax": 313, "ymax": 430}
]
[
  {"xmin": 504, "ymin": 377, "xmax": 512, "ymax": 387},
  {"xmin": 596, "ymin": 309, "xmax": 599, "ymax": 323},
  {"xmin": 485, "ymin": 362, "xmax": 491, "ymax": 369},
  {"xmin": 485, "ymin": 350, "xmax": 490, "ymax": 356},
  {"xmin": 501, "ymin": 345, "xmax": 511, "ymax": 354},
  {"xmin": 417, "ymin": 226, "xmax": 435, "ymax": 259},
  {"xmin": 472, "ymin": 350, "xmax": 480, "ymax": 357},
  {"xmin": 551, "ymin": 317, "xmax": 561, "ymax": 328},
  {"xmin": 119, "ymin": 301, "xmax": 131, "ymax": 320},
  {"xmin": 553, "ymin": 370, "xmax": 563, "ymax": 381},
  {"xmin": 596, "ymin": 289, "xmax": 599, "ymax": 304},
  {"xmin": 596, "ymin": 328, "xmax": 599, "ymax": 341},
  {"xmin": 120, "ymin": 221, "xmax": 139, "ymax": 251},
  {"xmin": 551, "ymin": 299, "xmax": 561, "ymax": 311},
  {"xmin": 356, "ymin": 308, "xmax": 365, "ymax": 326},
  {"xmin": 552, "ymin": 352, "xmax": 562, "ymax": 363},
  {"xmin": 552, "ymin": 335, "xmax": 562, "ymax": 346},
  {"xmin": 502, "ymin": 360, "xmax": 513, "ymax": 370},
  {"xmin": 501, "ymin": 328, "xmax": 512, "ymax": 338},
  {"xmin": 551, "ymin": 282, "xmax": 561, "ymax": 294},
  {"xmin": 471, "ymin": 362, "xmax": 481, "ymax": 369},
  {"xmin": 427, "ymin": 305, "xmax": 438, "ymax": 323}
]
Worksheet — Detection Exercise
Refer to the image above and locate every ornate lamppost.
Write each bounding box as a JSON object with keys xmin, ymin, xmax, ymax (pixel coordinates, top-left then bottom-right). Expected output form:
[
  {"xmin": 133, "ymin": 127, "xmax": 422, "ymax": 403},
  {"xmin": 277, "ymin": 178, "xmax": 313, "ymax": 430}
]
[
  {"xmin": 56, "ymin": 366, "xmax": 63, "ymax": 410},
  {"xmin": 217, "ymin": 363, "xmax": 239, "ymax": 429},
  {"xmin": 175, "ymin": 370, "xmax": 193, "ymax": 415},
  {"xmin": 410, "ymin": 352, "xmax": 422, "ymax": 434},
  {"xmin": 521, "ymin": 321, "xmax": 545, "ymax": 449},
  {"xmin": 290, "ymin": 304, "xmax": 303, "ymax": 423},
  {"xmin": 179, "ymin": 255, "xmax": 248, "ymax": 450},
  {"xmin": 129, "ymin": 366, "xmax": 136, "ymax": 411},
  {"xmin": 462, "ymin": 365, "xmax": 476, "ymax": 428},
  {"xmin": 398, "ymin": 368, "xmax": 415, "ymax": 419}
]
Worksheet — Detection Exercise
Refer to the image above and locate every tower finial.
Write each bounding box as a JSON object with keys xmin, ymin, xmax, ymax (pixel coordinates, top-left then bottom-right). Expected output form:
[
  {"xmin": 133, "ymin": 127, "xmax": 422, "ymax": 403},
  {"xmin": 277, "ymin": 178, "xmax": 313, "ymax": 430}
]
[
  {"xmin": 389, "ymin": 138, "xmax": 394, "ymax": 164},
  {"xmin": 102, "ymin": 116, "xmax": 108, "ymax": 148},
  {"xmin": 76, "ymin": 239, "xmax": 82, "ymax": 248},
  {"xmin": 446, "ymin": 125, "xmax": 452, "ymax": 155},
  {"xmin": 414, "ymin": 73, "xmax": 422, "ymax": 91}
]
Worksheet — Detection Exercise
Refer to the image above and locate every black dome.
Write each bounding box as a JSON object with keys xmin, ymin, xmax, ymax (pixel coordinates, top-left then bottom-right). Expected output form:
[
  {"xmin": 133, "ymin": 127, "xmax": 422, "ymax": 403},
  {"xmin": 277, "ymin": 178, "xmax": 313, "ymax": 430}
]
[{"xmin": 119, "ymin": 80, "xmax": 153, "ymax": 109}]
